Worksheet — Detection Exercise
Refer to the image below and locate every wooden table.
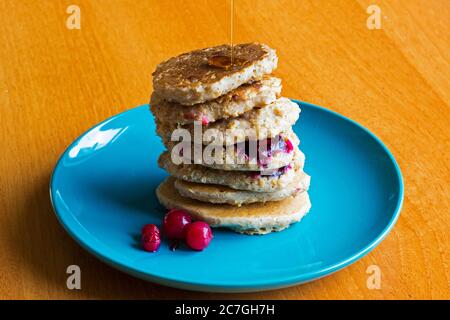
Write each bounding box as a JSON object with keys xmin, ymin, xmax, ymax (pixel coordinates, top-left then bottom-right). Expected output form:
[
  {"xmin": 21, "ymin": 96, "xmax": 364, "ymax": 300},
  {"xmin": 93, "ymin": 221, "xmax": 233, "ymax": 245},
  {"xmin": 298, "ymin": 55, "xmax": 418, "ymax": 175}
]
[{"xmin": 1, "ymin": 0, "xmax": 449, "ymax": 299}]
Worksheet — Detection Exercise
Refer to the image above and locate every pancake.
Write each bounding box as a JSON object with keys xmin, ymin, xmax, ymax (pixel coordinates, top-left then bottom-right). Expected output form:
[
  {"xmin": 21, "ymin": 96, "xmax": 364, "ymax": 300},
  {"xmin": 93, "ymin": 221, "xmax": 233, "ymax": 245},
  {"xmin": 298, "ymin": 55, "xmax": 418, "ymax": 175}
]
[
  {"xmin": 174, "ymin": 170, "xmax": 310, "ymax": 206},
  {"xmin": 157, "ymin": 148, "xmax": 305, "ymax": 192},
  {"xmin": 164, "ymin": 129, "xmax": 299, "ymax": 171},
  {"xmin": 156, "ymin": 177, "xmax": 311, "ymax": 235},
  {"xmin": 156, "ymin": 97, "xmax": 300, "ymax": 146},
  {"xmin": 150, "ymin": 76, "xmax": 281, "ymax": 125},
  {"xmin": 152, "ymin": 43, "xmax": 277, "ymax": 105}
]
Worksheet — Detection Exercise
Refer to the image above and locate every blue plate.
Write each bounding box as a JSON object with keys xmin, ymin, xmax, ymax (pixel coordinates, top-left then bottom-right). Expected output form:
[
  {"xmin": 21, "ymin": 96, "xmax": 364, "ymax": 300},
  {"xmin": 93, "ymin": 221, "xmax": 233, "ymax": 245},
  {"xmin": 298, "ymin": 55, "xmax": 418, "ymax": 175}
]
[{"xmin": 50, "ymin": 100, "xmax": 403, "ymax": 292}]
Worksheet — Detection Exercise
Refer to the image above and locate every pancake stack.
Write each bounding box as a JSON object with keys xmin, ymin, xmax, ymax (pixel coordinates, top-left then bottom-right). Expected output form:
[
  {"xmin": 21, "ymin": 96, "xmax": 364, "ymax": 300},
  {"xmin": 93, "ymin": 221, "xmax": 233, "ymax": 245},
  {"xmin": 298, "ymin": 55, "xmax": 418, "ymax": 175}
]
[{"xmin": 150, "ymin": 43, "xmax": 311, "ymax": 235}]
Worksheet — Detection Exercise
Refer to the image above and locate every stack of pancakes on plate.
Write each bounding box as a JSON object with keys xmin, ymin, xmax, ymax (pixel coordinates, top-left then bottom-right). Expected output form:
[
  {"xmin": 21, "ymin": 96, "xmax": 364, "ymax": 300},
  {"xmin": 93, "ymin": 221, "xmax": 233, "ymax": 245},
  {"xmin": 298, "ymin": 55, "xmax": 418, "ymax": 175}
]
[{"xmin": 150, "ymin": 43, "xmax": 311, "ymax": 235}]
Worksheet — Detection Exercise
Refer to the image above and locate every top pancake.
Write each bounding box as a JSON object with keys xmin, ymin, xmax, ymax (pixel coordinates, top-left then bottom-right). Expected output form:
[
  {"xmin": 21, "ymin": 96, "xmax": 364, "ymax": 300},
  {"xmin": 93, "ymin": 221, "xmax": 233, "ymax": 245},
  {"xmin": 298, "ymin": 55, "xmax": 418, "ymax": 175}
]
[{"xmin": 152, "ymin": 43, "xmax": 278, "ymax": 105}]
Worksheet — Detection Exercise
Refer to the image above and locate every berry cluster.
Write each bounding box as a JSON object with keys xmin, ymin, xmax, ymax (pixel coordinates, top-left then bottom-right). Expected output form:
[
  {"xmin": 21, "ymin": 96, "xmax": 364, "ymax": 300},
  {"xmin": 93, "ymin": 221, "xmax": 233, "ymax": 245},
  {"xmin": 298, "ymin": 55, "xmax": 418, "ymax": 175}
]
[{"xmin": 141, "ymin": 209, "xmax": 213, "ymax": 252}]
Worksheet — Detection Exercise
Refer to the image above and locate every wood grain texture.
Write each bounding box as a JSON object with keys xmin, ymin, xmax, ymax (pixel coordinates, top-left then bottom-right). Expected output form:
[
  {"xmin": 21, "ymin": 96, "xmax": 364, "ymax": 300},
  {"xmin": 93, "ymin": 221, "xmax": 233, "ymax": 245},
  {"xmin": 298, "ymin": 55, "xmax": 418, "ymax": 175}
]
[{"xmin": 0, "ymin": 0, "xmax": 449, "ymax": 299}]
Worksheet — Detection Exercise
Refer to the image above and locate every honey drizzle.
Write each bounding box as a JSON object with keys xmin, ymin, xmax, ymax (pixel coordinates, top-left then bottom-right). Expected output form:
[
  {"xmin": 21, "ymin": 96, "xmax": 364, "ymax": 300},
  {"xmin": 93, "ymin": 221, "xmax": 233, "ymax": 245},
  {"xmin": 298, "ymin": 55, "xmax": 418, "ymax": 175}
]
[{"xmin": 230, "ymin": 0, "xmax": 234, "ymax": 64}]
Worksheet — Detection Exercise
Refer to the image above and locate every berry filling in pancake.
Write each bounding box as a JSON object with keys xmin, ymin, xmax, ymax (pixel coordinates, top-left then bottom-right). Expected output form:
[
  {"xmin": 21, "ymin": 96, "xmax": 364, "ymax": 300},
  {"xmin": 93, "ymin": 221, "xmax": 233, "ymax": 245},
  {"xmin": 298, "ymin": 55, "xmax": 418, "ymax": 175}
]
[{"xmin": 235, "ymin": 134, "xmax": 295, "ymax": 168}]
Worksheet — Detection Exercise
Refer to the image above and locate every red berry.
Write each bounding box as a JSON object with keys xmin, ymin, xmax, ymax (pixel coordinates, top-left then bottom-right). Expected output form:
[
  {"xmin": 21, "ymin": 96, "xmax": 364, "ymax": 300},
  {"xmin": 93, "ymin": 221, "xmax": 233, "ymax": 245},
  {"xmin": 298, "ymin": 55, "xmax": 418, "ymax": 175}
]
[
  {"xmin": 141, "ymin": 223, "xmax": 159, "ymax": 235},
  {"xmin": 163, "ymin": 209, "xmax": 192, "ymax": 240},
  {"xmin": 141, "ymin": 224, "xmax": 161, "ymax": 252},
  {"xmin": 184, "ymin": 110, "xmax": 196, "ymax": 120},
  {"xmin": 186, "ymin": 221, "xmax": 213, "ymax": 251},
  {"xmin": 284, "ymin": 138, "xmax": 294, "ymax": 153},
  {"xmin": 201, "ymin": 115, "xmax": 209, "ymax": 125}
]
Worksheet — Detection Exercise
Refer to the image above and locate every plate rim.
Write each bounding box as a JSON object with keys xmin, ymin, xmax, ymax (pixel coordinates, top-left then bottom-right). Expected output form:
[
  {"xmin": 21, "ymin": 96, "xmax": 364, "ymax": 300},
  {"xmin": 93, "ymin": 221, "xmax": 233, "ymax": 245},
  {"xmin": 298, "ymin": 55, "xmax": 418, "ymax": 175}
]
[{"xmin": 49, "ymin": 100, "xmax": 404, "ymax": 292}]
